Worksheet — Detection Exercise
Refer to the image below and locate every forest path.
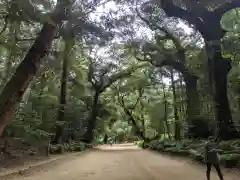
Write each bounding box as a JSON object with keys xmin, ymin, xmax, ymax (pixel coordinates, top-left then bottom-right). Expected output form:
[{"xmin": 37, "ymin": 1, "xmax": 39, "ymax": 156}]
[{"xmin": 3, "ymin": 144, "xmax": 239, "ymax": 180}]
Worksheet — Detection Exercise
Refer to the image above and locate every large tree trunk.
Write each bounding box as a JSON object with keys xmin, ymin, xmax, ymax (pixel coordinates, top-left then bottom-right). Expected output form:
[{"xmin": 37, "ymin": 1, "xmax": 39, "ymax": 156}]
[
  {"xmin": 158, "ymin": 0, "xmax": 239, "ymax": 140},
  {"xmin": 2, "ymin": 23, "xmax": 18, "ymax": 86},
  {"xmin": 160, "ymin": 60, "xmax": 201, "ymax": 133},
  {"xmin": 170, "ymin": 69, "xmax": 181, "ymax": 140},
  {"xmin": 103, "ymin": 134, "xmax": 108, "ymax": 144},
  {"xmin": 210, "ymin": 46, "xmax": 238, "ymax": 140},
  {"xmin": 160, "ymin": 73, "xmax": 171, "ymax": 139},
  {"xmin": 129, "ymin": 115, "xmax": 145, "ymax": 140},
  {"xmin": 184, "ymin": 74, "xmax": 200, "ymax": 123},
  {"xmin": 51, "ymin": 36, "xmax": 73, "ymax": 144},
  {"xmin": 139, "ymin": 94, "xmax": 146, "ymax": 138},
  {"xmin": 120, "ymin": 102, "xmax": 146, "ymax": 141},
  {"xmin": 0, "ymin": 1, "xmax": 68, "ymax": 136},
  {"xmin": 51, "ymin": 54, "xmax": 68, "ymax": 144},
  {"xmin": 83, "ymin": 91, "xmax": 100, "ymax": 143},
  {"xmin": 178, "ymin": 73, "xmax": 186, "ymax": 122}
]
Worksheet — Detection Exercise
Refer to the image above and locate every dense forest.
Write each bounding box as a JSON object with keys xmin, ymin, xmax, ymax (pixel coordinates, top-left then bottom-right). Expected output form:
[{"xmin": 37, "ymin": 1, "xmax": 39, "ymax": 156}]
[{"xmin": 0, "ymin": 0, "xmax": 240, "ymax": 169}]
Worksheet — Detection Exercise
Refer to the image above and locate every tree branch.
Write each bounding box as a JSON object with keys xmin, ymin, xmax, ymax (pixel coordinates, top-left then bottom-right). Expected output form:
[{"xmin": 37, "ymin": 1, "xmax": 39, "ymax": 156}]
[
  {"xmin": 129, "ymin": 88, "xmax": 143, "ymax": 113},
  {"xmin": 101, "ymin": 63, "xmax": 148, "ymax": 93},
  {"xmin": 87, "ymin": 57, "xmax": 99, "ymax": 88},
  {"xmin": 113, "ymin": 85, "xmax": 145, "ymax": 140},
  {"xmin": 214, "ymin": 1, "xmax": 240, "ymax": 17},
  {"xmin": 183, "ymin": 0, "xmax": 209, "ymax": 16},
  {"xmin": 135, "ymin": 52, "xmax": 193, "ymax": 78},
  {"xmin": 154, "ymin": 0, "xmax": 206, "ymax": 36},
  {"xmin": 136, "ymin": 7, "xmax": 183, "ymax": 51},
  {"xmin": 16, "ymin": 34, "xmax": 60, "ymax": 42}
]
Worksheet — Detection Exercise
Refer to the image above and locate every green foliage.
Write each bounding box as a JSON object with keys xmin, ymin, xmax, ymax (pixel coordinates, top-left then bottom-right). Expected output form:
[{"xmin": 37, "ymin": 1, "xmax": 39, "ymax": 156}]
[
  {"xmin": 67, "ymin": 141, "xmax": 93, "ymax": 152},
  {"xmin": 49, "ymin": 141, "xmax": 92, "ymax": 154},
  {"xmin": 135, "ymin": 140, "xmax": 144, "ymax": 148},
  {"xmin": 146, "ymin": 139, "xmax": 240, "ymax": 168},
  {"xmin": 221, "ymin": 8, "xmax": 240, "ymax": 33}
]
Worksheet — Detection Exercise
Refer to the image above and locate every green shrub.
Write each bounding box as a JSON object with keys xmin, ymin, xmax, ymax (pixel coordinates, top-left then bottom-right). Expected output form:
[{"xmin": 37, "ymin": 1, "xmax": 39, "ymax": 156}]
[
  {"xmin": 219, "ymin": 141, "xmax": 235, "ymax": 151},
  {"xmin": 221, "ymin": 150, "xmax": 240, "ymax": 155},
  {"xmin": 220, "ymin": 153, "xmax": 240, "ymax": 161},
  {"xmin": 221, "ymin": 153, "xmax": 240, "ymax": 168},
  {"xmin": 164, "ymin": 147, "xmax": 189, "ymax": 156},
  {"xmin": 135, "ymin": 140, "xmax": 144, "ymax": 148},
  {"xmin": 72, "ymin": 142, "xmax": 92, "ymax": 151},
  {"xmin": 173, "ymin": 149, "xmax": 189, "ymax": 156},
  {"xmin": 147, "ymin": 140, "xmax": 165, "ymax": 150},
  {"xmin": 146, "ymin": 139, "xmax": 240, "ymax": 168},
  {"xmin": 48, "ymin": 141, "xmax": 92, "ymax": 154},
  {"xmin": 146, "ymin": 140, "xmax": 189, "ymax": 157}
]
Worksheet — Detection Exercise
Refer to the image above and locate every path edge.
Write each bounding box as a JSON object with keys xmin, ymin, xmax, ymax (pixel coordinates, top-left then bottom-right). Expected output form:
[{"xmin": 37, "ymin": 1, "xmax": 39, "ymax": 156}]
[{"xmin": 0, "ymin": 148, "xmax": 94, "ymax": 178}]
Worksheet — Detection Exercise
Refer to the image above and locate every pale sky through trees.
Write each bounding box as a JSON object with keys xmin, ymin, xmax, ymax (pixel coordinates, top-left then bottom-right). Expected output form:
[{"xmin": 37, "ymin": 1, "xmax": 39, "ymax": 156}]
[
  {"xmin": 89, "ymin": 1, "xmax": 193, "ymax": 40},
  {"xmin": 88, "ymin": 1, "xmax": 191, "ymax": 84},
  {"xmin": 50, "ymin": 0, "xmax": 192, "ymax": 84}
]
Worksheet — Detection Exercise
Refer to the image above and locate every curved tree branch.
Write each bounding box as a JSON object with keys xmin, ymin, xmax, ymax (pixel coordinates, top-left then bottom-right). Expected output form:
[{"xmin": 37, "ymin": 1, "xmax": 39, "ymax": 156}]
[
  {"xmin": 136, "ymin": 7, "xmax": 183, "ymax": 51},
  {"xmin": 183, "ymin": 0, "xmax": 209, "ymax": 16},
  {"xmin": 136, "ymin": 53, "xmax": 196, "ymax": 79},
  {"xmin": 214, "ymin": 1, "xmax": 240, "ymax": 17},
  {"xmin": 113, "ymin": 85, "xmax": 145, "ymax": 140},
  {"xmin": 101, "ymin": 63, "xmax": 148, "ymax": 93},
  {"xmin": 16, "ymin": 34, "xmax": 60, "ymax": 42},
  {"xmin": 153, "ymin": 0, "xmax": 206, "ymax": 36}
]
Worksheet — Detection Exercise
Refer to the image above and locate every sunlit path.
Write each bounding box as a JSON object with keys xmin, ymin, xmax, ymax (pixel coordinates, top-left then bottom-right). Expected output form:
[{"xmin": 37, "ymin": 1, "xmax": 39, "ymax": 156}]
[{"xmin": 96, "ymin": 143, "xmax": 139, "ymax": 150}]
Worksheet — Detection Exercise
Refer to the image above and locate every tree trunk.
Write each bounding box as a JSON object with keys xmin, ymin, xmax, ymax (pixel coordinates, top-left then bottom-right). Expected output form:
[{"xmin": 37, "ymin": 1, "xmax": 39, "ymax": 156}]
[
  {"xmin": 0, "ymin": 1, "xmax": 68, "ymax": 136},
  {"xmin": 103, "ymin": 134, "xmax": 108, "ymax": 144},
  {"xmin": 160, "ymin": 60, "xmax": 201, "ymax": 134},
  {"xmin": 2, "ymin": 22, "xmax": 18, "ymax": 87},
  {"xmin": 51, "ymin": 36, "xmax": 73, "ymax": 144},
  {"xmin": 163, "ymin": 99, "xmax": 171, "ymax": 139},
  {"xmin": 178, "ymin": 73, "xmax": 186, "ymax": 123},
  {"xmin": 121, "ymin": 104, "xmax": 146, "ymax": 141},
  {"xmin": 184, "ymin": 74, "xmax": 200, "ymax": 123},
  {"xmin": 129, "ymin": 115, "xmax": 145, "ymax": 140},
  {"xmin": 0, "ymin": 21, "xmax": 18, "ymax": 149},
  {"xmin": 83, "ymin": 91, "xmax": 100, "ymax": 143},
  {"xmin": 157, "ymin": 0, "xmax": 239, "ymax": 140},
  {"xmin": 139, "ymin": 97, "xmax": 146, "ymax": 138},
  {"xmin": 170, "ymin": 69, "xmax": 181, "ymax": 140},
  {"xmin": 210, "ymin": 46, "xmax": 239, "ymax": 140},
  {"xmin": 160, "ymin": 74, "xmax": 171, "ymax": 139}
]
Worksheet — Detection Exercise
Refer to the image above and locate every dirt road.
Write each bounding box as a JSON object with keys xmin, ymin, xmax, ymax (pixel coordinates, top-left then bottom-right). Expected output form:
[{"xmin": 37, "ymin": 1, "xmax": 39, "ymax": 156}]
[{"xmin": 2, "ymin": 144, "xmax": 239, "ymax": 180}]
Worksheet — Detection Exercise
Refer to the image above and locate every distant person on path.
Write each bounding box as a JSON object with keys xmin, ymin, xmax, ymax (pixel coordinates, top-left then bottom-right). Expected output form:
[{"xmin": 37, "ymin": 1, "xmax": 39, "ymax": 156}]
[
  {"xmin": 204, "ymin": 136, "xmax": 224, "ymax": 180},
  {"xmin": 108, "ymin": 137, "xmax": 113, "ymax": 146}
]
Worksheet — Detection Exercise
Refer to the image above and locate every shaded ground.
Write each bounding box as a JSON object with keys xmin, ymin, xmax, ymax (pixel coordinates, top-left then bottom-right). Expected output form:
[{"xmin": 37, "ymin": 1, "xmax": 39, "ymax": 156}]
[
  {"xmin": 0, "ymin": 138, "xmax": 49, "ymax": 172},
  {"xmin": 1, "ymin": 144, "xmax": 239, "ymax": 180}
]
